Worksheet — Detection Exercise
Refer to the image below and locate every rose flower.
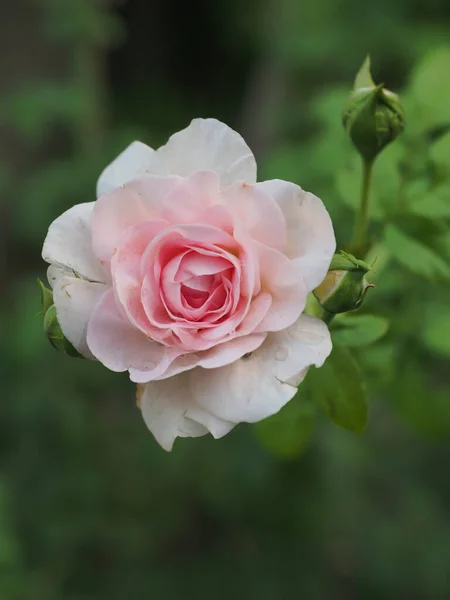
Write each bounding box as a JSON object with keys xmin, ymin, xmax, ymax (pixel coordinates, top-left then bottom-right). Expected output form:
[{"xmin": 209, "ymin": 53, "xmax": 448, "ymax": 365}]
[{"xmin": 42, "ymin": 119, "xmax": 335, "ymax": 450}]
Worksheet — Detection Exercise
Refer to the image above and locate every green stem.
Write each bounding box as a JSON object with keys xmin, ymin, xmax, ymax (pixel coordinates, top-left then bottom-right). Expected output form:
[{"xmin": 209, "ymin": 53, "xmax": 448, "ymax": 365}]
[
  {"xmin": 315, "ymin": 307, "xmax": 335, "ymax": 325},
  {"xmin": 351, "ymin": 158, "xmax": 375, "ymax": 255}
]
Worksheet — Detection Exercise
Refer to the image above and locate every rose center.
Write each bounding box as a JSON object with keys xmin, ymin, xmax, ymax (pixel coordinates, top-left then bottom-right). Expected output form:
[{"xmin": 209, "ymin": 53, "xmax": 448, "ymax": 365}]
[{"xmin": 180, "ymin": 283, "xmax": 210, "ymax": 308}]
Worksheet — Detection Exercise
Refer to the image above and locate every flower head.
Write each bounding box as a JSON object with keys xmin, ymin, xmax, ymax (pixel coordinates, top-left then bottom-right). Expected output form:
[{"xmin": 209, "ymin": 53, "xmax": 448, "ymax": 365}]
[{"xmin": 42, "ymin": 118, "xmax": 335, "ymax": 450}]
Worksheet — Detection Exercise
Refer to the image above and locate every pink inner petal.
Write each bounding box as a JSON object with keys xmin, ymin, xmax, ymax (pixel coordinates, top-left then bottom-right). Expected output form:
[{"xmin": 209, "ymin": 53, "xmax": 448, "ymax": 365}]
[
  {"xmin": 111, "ymin": 219, "xmax": 170, "ymax": 334},
  {"xmin": 182, "ymin": 287, "xmax": 209, "ymax": 309}
]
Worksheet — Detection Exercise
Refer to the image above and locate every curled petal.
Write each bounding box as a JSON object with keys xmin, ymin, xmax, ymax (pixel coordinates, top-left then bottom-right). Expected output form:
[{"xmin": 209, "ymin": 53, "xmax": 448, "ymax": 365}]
[{"xmin": 138, "ymin": 374, "xmax": 235, "ymax": 451}]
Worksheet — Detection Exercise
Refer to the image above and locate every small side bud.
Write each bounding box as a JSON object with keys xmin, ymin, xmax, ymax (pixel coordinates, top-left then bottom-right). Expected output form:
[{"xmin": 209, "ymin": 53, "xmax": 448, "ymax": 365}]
[
  {"xmin": 43, "ymin": 305, "xmax": 82, "ymax": 358},
  {"xmin": 313, "ymin": 251, "xmax": 374, "ymax": 314},
  {"xmin": 343, "ymin": 56, "xmax": 404, "ymax": 161}
]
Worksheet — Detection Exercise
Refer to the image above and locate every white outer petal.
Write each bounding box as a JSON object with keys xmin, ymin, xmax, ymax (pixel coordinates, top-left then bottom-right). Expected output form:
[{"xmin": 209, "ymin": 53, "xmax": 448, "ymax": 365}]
[
  {"xmin": 53, "ymin": 276, "xmax": 108, "ymax": 359},
  {"xmin": 144, "ymin": 118, "xmax": 257, "ymax": 187},
  {"xmin": 96, "ymin": 141, "xmax": 155, "ymax": 197},
  {"xmin": 138, "ymin": 375, "xmax": 235, "ymax": 451},
  {"xmin": 42, "ymin": 202, "xmax": 107, "ymax": 283},
  {"xmin": 191, "ymin": 314, "xmax": 332, "ymax": 424},
  {"xmin": 255, "ymin": 180, "xmax": 336, "ymax": 292}
]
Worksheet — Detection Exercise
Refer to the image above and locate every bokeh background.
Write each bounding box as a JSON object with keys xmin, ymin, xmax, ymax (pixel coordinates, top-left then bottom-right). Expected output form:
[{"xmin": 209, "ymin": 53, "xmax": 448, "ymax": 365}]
[{"xmin": 2, "ymin": 0, "xmax": 450, "ymax": 598}]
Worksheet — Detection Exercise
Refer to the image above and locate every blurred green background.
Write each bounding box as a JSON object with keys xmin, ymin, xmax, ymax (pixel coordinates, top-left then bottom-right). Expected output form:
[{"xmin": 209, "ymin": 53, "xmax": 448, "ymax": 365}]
[{"xmin": 2, "ymin": 0, "xmax": 450, "ymax": 598}]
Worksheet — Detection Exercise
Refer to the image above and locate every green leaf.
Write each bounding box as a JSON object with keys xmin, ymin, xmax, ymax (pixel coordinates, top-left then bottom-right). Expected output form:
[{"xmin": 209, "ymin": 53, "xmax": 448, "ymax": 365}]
[
  {"xmin": 354, "ymin": 55, "xmax": 375, "ymax": 89},
  {"xmin": 308, "ymin": 346, "xmax": 368, "ymax": 433},
  {"xmin": 409, "ymin": 185, "xmax": 450, "ymax": 219},
  {"xmin": 254, "ymin": 391, "xmax": 315, "ymax": 459},
  {"xmin": 406, "ymin": 47, "xmax": 450, "ymax": 132},
  {"xmin": 384, "ymin": 224, "xmax": 450, "ymax": 280},
  {"xmin": 332, "ymin": 314, "xmax": 389, "ymax": 347},
  {"xmin": 430, "ymin": 131, "xmax": 450, "ymax": 180},
  {"xmin": 421, "ymin": 303, "xmax": 450, "ymax": 357}
]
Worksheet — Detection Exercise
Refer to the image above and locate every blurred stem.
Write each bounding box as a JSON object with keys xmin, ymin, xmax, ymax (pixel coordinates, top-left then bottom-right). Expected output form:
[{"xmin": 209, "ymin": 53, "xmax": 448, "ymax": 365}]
[
  {"xmin": 72, "ymin": 38, "xmax": 107, "ymax": 158},
  {"xmin": 350, "ymin": 158, "xmax": 375, "ymax": 256}
]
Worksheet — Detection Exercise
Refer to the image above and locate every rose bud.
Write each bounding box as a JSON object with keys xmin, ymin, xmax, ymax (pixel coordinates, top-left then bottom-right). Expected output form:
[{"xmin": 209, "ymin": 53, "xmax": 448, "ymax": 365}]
[
  {"xmin": 313, "ymin": 251, "xmax": 374, "ymax": 315},
  {"xmin": 343, "ymin": 56, "xmax": 404, "ymax": 161}
]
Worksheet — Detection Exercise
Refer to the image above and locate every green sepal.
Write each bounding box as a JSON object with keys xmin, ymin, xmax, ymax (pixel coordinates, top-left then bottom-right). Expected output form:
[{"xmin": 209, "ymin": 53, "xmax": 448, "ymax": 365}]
[
  {"xmin": 329, "ymin": 251, "xmax": 370, "ymax": 273},
  {"xmin": 353, "ymin": 55, "xmax": 375, "ymax": 89},
  {"xmin": 37, "ymin": 278, "xmax": 54, "ymax": 314},
  {"xmin": 43, "ymin": 304, "xmax": 82, "ymax": 358}
]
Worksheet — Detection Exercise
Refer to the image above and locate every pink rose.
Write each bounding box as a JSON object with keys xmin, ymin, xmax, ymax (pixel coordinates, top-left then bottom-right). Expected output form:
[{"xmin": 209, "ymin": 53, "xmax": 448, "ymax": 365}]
[{"xmin": 43, "ymin": 118, "xmax": 335, "ymax": 450}]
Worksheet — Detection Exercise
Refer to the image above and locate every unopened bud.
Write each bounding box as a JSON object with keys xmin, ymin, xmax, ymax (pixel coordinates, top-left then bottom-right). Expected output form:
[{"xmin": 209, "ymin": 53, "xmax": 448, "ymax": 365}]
[
  {"xmin": 43, "ymin": 305, "xmax": 82, "ymax": 358},
  {"xmin": 343, "ymin": 56, "xmax": 404, "ymax": 161},
  {"xmin": 313, "ymin": 251, "xmax": 374, "ymax": 314}
]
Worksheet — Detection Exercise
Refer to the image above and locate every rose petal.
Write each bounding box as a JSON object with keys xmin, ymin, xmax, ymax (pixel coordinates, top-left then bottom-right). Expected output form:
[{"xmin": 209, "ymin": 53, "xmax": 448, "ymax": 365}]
[
  {"xmin": 152, "ymin": 330, "xmax": 267, "ymax": 382},
  {"xmin": 144, "ymin": 118, "xmax": 257, "ymax": 187},
  {"xmin": 42, "ymin": 203, "xmax": 107, "ymax": 283},
  {"xmin": 96, "ymin": 141, "xmax": 155, "ymax": 197},
  {"xmin": 112, "ymin": 220, "xmax": 170, "ymax": 332},
  {"xmin": 138, "ymin": 373, "xmax": 236, "ymax": 450},
  {"xmin": 220, "ymin": 183, "xmax": 287, "ymax": 251},
  {"xmin": 176, "ymin": 252, "xmax": 231, "ymax": 281},
  {"xmin": 47, "ymin": 264, "xmax": 71, "ymax": 288},
  {"xmin": 87, "ymin": 289, "xmax": 168, "ymax": 373},
  {"xmin": 92, "ymin": 175, "xmax": 178, "ymax": 263},
  {"xmin": 192, "ymin": 315, "xmax": 332, "ymax": 423},
  {"xmin": 254, "ymin": 241, "xmax": 307, "ymax": 332},
  {"xmin": 255, "ymin": 180, "xmax": 335, "ymax": 291},
  {"xmin": 52, "ymin": 276, "xmax": 108, "ymax": 358},
  {"xmin": 162, "ymin": 170, "xmax": 220, "ymax": 223}
]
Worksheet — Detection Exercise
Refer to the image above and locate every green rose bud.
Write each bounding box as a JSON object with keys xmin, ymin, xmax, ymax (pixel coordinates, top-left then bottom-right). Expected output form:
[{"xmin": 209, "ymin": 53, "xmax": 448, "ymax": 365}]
[
  {"xmin": 43, "ymin": 304, "xmax": 82, "ymax": 358},
  {"xmin": 313, "ymin": 251, "xmax": 374, "ymax": 315},
  {"xmin": 343, "ymin": 56, "xmax": 404, "ymax": 161}
]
